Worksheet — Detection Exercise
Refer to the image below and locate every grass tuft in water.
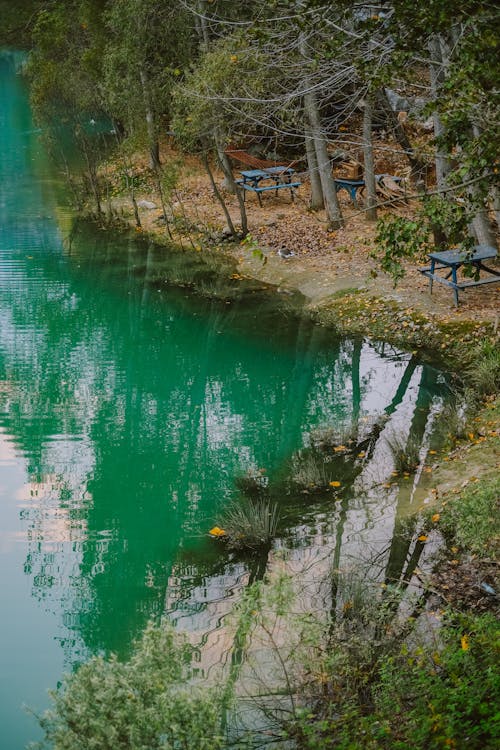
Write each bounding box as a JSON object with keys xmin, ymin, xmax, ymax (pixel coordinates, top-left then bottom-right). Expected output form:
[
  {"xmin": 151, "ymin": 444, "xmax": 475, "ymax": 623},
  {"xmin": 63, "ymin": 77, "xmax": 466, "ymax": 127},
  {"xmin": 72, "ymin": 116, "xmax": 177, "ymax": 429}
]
[
  {"xmin": 386, "ymin": 432, "xmax": 421, "ymax": 474},
  {"xmin": 466, "ymin": 341, "xmax": 500, "ymax": 397},
  {"xmin": 220, "ymin": 498, "xmax": 280, "ymax": 551},
  {"xmin": 291, "ymin": 451, "xmax": 338, "ymax": 491},
  {"xmin": 234, "ymin": 468, "xmax": 269, "ymax": 497}
]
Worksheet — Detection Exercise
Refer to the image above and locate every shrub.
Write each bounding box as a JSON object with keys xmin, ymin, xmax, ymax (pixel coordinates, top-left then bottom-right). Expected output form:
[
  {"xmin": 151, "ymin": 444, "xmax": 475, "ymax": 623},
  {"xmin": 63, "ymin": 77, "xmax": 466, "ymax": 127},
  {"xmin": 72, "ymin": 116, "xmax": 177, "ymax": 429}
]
[{"xmin": 31, "ymin": 623, "xmax": 224, "ymax": 750}]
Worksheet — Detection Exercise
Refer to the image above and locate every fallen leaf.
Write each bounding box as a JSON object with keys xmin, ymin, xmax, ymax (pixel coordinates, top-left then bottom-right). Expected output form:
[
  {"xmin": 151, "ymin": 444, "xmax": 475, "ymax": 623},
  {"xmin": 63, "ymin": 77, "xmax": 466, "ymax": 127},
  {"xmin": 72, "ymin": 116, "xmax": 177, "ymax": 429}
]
[{"xmin": 209, "ymin": 526, "xmax": 226, "ymax": 537}]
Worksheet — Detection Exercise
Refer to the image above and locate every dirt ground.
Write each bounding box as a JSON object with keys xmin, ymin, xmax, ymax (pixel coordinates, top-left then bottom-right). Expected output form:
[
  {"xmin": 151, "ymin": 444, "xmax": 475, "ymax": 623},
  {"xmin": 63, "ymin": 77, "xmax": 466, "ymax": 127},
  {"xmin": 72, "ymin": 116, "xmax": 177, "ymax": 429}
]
[{"xmin": 126, "ymin": 150, "xmax": 500, "ymax": 326}]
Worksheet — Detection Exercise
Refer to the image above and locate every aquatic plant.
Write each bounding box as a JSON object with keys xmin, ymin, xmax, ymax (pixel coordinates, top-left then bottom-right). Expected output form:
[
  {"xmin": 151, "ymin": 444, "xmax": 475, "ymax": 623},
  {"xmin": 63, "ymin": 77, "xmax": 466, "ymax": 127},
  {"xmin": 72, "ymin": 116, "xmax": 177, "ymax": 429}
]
[
  {"xmin": 220, "ymin": 498, "xmax": 279, "ymax": 551},
  {"xmin": 386, "ymin": 432, "xmax": 421, "ymax": 474},
  {"xmin": 234, "ymin": 467, "xmax": 269, "ymax": 497},
  {"xmin": 291, "ymin": 451, "xmax": 339, "ymax": 491}
]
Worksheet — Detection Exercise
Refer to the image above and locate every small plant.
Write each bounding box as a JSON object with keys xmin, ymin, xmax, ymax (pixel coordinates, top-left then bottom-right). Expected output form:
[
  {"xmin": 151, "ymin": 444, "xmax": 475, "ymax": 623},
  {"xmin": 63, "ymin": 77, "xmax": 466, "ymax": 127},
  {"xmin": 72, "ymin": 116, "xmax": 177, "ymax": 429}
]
[
  {"xmin": 433, "ymin": 396, "xmax": 470, "ymax": 445},
  {"xmin": 220, "ymin": 498, "xmax": 280, "ymax": 551},
  {"xmin": 234, "ymin": 468, "xmax": 268, "ymax": 496},
  {"xmin": 291, "ymin": 451, "xmax": 339, "ymax": 491},
  {"xmin": 466, "ymin": 341, "xmax": 500, "ymax": 397},
  {"xmin": 386, "ymin": 432, "xmax": 421, "ymax": 474},
  {"xmin": 437, "ymin": 474, "xmax": 500, "ymax": 556}
]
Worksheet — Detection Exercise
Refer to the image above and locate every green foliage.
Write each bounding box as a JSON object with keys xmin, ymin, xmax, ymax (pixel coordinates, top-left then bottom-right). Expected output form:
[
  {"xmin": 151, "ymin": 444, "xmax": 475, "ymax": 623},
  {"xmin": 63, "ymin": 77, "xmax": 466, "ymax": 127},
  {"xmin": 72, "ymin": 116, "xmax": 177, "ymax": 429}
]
[
  {"xmin": 171, "ymin": 36, "xmax": 271, "ymax": 153},
  {"xmin": 373, "ymin": 216, "xmax": 429, "ymax": 285},
  {"xmin": 31, "ymin": 622, "xmax": 224, "ymax": 750},
  {"xmin": 280, "ymin": 602, "xmax": 500, "ymax": 750},
  {"xmin": 438, "ymin": 474, "xmax": 500, "ymax": 556},
  {"xmin": 220, "ymin": 498, "xmax": 279, "ymax": 551},
  {"xmin": 422, "ymin": 196, "xmax": 473, "ymax": 251},
  {"xmin": 371, "ymin": 612, "xmax": 500, "ymax": 750}
]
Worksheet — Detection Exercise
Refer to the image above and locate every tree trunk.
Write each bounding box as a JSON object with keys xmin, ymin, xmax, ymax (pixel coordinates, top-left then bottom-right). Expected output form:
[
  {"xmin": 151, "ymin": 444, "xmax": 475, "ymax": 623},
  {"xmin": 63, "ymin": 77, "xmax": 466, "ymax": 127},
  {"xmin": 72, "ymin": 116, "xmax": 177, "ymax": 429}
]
[
  {"xmin": 491, "ymin": 186, "xmax": 500, "ymax": 229},
  {"xmin": 469, "ymin": 125, "xmax": 497, "ymax": 248},
  {"xmin": 215, "ymin": 136, "xmax": 248, "ymax": 235},
  {"xmin": 304, "ymin": 125, "xmax": 324, "ymax": 209},
  {"xmin": 202, "ymin": 152, "xmax": 237, "ymax": 237},
  {"xmin": 470, "ymin": 194, "xmax": 497, "ymax": 247},
  {"xmin": 428, "ymin": 35, "xmax": 451, "ymax": 192},
  {"xmin": 362, "ymin": 96, "xmax": 377, "ymax": 221},
  {"xmin": 377, "ymin": 88, "xmax": 426, "ymax": 183},
  {"xmin": 304, "ymin": 89, "xmax": 344, "ymax": 228},
  {"xmin": 80, "ymin": 137, "xmax": 102, "ymax": 217},
  {"xmin": 139, "ymin": 66, "xmax": 160, "ymax": 171}
]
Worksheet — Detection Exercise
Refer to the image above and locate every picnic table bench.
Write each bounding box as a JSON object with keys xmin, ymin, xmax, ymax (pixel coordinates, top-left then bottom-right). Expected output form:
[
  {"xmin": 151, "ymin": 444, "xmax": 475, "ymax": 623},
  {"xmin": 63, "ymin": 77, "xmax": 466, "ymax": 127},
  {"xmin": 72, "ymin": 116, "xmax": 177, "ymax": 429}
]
[
  {"xmin": 236, "ymin": 168, "xmax": 301, "ymax": 206},
  {"xmin": 419, "ymin": 244, "xmax": 500, "ymax": 306},
  {"xmin": 334, "ymin": 174, "xmax": 404, "ymax": 207}
]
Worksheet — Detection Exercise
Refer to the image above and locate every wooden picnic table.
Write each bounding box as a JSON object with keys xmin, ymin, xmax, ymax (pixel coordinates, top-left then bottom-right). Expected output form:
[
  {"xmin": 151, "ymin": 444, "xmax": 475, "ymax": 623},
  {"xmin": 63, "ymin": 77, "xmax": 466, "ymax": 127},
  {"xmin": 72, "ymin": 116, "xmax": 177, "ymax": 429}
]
[
  {"xmin": 236, "ymin": 168, "xmax": 301, "ymax": 206},
  {"xmin": 419, "ymin": 244, "xmax": 500, "ymax": 306}
]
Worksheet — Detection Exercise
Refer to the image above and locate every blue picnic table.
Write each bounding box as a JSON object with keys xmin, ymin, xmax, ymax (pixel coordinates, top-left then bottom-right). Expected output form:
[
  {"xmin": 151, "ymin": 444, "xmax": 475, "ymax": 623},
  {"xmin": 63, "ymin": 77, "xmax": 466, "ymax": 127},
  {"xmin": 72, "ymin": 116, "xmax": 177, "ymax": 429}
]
[
  {"xmin": 419, "ymin": 244, "xmax": 500, "ymax": 306},
  {"xmin": 236, "ymin": 167, "xmax": 301, "ymax": 206},
  {"xmin": 334, "ymin": 174, "xmax": 403, "ymax": 207}
]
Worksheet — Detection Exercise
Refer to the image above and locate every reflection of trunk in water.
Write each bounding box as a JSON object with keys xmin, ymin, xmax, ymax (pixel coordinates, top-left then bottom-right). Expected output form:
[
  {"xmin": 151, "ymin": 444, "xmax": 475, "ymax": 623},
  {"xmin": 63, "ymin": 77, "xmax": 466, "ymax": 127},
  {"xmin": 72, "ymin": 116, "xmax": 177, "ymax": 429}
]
[{"xmin": 384, "ymin": 367, "xmax": 438, "ymax": 588}]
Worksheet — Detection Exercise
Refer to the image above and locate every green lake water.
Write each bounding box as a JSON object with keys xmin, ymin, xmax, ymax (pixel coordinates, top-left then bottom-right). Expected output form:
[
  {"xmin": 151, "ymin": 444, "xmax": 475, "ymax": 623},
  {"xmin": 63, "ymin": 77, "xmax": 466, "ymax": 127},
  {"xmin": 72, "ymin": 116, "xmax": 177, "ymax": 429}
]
[{"xmin": 0, "ymin": 51, "xmax": 451, "ymax": 748}]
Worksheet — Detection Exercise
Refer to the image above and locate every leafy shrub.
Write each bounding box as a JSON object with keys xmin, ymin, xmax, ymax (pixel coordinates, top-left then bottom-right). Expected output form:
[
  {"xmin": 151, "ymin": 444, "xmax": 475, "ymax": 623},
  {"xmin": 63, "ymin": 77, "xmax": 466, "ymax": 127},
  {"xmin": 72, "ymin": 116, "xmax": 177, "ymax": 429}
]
[
  {"xmin": 372, "ymin": 612, "xmax": 500, "ymax": 750},
  {"xmin": 373, "ymin": 216, "xmax": 428, "ymax": 285},
  {"xmin": 31, "ymin": 623, "xmax": 224, "ymax": 750}
]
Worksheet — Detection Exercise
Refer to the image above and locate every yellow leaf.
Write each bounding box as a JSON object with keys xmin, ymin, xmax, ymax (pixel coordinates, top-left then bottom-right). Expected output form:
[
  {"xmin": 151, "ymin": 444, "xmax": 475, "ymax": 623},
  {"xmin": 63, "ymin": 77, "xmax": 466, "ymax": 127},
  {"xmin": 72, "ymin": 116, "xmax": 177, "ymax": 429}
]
[
  {"xmin": 329, "ymin": 481, "xmax": 341, "ymax": 488},
  {"xmin": 461, "ymin": 634, "xmax": 469, "ymax": 651},
  {"xmin": 334, "ymin": 445, "xmax": 347, "ymax": 452},
  {"xmin": 357, "ymin": 451, "xmax": 366, "ymax": 458},
  {"xmin": 209, "ymin": 526, "xmax": 226, "ymax": 537},
  {"xmin": 230, "ymin": 54, "xmax": 238, "ymax": 63},
  {"xmin": 468, "ymin": 432, "xmax": 474, "ymax": 441},
  {"xmin": 429, "ymin": 449, "xmax": 437, "ymax": 455},
  {"xmin": 431, "ymin": 513, "xmax": 440, "ymax": 523},
  {"xmin": 418, "ymin": 534, "xmax": 428, "ymax": 542}
]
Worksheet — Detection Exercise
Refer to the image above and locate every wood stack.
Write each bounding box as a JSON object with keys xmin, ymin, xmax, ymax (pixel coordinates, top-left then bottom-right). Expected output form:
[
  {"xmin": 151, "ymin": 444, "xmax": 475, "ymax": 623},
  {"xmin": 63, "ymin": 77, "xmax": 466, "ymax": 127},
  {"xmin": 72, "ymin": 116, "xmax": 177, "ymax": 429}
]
[{"xmin": 336, "ymin": 160, "xmax": 363, "ymax": 180}]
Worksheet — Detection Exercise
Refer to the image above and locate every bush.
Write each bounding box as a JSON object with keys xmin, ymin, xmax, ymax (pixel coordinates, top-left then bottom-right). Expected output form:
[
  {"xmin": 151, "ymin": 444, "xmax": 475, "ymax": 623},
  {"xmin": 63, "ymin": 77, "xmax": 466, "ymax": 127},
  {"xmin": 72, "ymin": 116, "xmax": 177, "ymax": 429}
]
[
  {"xmin": 31, "ymin": 623, "xmax": 224, "ymax": 750},
  {"xmin": 282, "ymin": 611, "xmax": 500, "ymax": 750}
]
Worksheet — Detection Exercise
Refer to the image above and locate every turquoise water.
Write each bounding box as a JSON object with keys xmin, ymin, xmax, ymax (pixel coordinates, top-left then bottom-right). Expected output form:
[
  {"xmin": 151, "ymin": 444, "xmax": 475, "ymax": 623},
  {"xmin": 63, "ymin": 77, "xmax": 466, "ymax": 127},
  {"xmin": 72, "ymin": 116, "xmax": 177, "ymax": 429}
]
[{"xmin": 0, "ymin": 52, "xmax": 449, "ymax": 748}]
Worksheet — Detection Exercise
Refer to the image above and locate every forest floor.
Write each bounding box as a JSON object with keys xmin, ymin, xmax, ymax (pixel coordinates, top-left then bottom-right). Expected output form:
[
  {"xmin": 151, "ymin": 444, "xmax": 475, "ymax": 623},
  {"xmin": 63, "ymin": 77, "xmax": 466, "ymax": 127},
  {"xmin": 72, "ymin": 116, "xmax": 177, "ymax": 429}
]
[{"xmin": 111, "ymin": 143, "xmax": 500, "ymax": 329}]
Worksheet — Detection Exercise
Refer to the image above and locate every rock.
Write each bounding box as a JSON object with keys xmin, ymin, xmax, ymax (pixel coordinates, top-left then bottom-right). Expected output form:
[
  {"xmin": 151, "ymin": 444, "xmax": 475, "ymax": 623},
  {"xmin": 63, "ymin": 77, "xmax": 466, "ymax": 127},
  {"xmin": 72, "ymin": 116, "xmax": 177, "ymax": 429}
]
[
  {"xmin": 220, "ymin": 225, "xmax": 234, "ymax": 238},
  {"xmin": 137, "ymin": 200, "xmax": 157, "ymax": 210}
]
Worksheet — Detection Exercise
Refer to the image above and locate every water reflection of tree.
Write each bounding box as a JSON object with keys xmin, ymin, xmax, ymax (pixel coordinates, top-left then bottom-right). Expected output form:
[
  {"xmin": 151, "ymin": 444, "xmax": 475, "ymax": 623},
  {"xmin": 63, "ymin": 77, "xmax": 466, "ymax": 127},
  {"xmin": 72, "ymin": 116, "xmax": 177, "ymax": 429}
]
[{"xmin": 0, "ymin": 222, "xmax": 451, "ymax": 666}]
